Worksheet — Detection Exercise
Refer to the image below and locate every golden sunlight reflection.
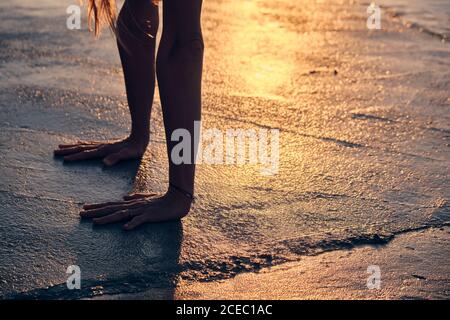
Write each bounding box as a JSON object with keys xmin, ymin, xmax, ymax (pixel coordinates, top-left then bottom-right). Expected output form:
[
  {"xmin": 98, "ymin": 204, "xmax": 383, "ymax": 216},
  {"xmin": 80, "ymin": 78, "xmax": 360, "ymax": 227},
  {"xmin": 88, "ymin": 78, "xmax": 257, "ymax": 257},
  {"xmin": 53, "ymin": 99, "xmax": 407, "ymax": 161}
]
[{"xmin": 223, "ymin": 0, "xmax": 298, "ymax": 100}]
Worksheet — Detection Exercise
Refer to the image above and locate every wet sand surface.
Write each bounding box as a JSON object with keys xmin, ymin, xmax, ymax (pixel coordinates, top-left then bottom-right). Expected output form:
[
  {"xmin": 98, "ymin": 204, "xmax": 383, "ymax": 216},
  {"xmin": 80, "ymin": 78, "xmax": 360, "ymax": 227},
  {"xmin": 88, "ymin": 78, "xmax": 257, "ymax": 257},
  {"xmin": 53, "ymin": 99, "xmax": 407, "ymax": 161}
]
[
  {"xmin": 99, "ymin": 227, "xmax": 450, "ymax": 300},
  {"xmin": 173, "ymin": 227, "xmax": 450, "ymax": 300},
  {"xmin": 0, "ymin": 0, "xmax": 449, "ymax": 298},
  {"xmin": 377, "ymin": 0, "xmax": 450, "ymax": 40}
]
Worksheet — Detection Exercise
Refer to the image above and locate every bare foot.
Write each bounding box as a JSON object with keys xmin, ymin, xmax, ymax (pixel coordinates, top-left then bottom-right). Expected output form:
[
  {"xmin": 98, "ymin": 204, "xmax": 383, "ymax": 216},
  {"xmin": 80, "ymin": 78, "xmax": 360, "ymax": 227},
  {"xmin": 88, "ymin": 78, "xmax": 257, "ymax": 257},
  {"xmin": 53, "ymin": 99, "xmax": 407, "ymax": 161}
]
[
  {"xmin": 54, "ymin": 137, "xmax": 148, "ymax": 166},
  {"xmin": 79, "ymin": 189, "xmax": 193, "ymax": 230}
]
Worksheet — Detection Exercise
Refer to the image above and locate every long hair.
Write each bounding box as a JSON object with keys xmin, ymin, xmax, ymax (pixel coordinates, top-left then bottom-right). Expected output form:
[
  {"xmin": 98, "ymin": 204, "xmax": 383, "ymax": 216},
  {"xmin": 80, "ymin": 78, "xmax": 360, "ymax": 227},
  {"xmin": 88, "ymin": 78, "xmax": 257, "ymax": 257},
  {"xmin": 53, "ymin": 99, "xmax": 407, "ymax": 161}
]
[{"xmin": 85, "ymin": 0, "xmax": 158, "ymax": 36}]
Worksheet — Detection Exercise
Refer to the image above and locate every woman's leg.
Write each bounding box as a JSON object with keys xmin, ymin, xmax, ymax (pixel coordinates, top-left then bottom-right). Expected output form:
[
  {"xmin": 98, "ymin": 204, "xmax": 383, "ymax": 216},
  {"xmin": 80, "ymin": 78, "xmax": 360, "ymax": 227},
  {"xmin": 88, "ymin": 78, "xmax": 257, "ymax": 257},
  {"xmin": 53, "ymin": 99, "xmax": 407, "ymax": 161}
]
[
  {"xmin": 54, "ymin": 0, "xmax": 159, "ymax": 166},
  {"xmin": 157, "ymin": 0, "xmax": 204, "ymax": 196}
]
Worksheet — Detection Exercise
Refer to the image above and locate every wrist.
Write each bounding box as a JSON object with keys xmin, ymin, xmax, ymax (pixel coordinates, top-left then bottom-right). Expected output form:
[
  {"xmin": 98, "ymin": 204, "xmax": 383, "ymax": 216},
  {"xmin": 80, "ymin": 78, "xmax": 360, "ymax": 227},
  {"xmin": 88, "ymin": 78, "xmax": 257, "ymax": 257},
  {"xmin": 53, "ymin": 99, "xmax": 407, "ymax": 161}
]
[{"xmin": 126, "ymin": 134, "xmax": 149, "ymax": 151}]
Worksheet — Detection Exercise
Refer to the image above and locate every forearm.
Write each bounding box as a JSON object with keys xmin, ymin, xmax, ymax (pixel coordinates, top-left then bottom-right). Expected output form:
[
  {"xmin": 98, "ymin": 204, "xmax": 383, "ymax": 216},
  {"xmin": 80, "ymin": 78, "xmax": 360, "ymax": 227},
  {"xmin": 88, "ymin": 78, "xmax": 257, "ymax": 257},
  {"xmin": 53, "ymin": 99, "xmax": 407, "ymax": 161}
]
[
  {"xmin": 117, "ymin": 0, "xmax": 159, "ymax": 146},
  {"xmin": 156, "ymin": 0, "xmax": 204, "ymax": 195},
  {"xmin": 120, "ymin": 45, "xmax": 155, "ymax": 145}
]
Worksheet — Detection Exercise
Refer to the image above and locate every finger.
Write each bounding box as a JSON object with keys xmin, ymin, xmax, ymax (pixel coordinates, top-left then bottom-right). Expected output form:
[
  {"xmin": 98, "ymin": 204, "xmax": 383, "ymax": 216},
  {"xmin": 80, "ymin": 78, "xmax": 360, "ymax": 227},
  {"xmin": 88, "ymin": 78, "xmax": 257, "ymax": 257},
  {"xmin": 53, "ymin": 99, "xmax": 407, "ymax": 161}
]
[
  {"xmin": 81, "ymin": 203, "xmax": 127, "ymax": 218},
  {"xmin": 80, "ymin": 199, "xmax": 148, "ymax": 218},
  {"xmin": 123, "ymin": 215, "xmax": 147, "ymax": 231},
  {"xmin": 83, "ymin": 200, "xmax": 132, "ymax": 210},
  {"xmin": 54, "ymin": 145, "xmax": 98, "ymax": 156},
  {"xmin": 63, "ymin": 148, "xmax": 106, "ymax": 162},
  {"xmin": 123, "ymin": 193, "xmax": 157, "ymax": 201},
  {"xmin": 93, "ymin": 208, "xmax": 142, "ymax": 225},
  {"xmin": 103, "ymin": 148, "xmax": 137, "ymax": 166},
  {"xmin": 58, "ymin": 141, "xmax": 101, "ymax": 149},
  {"xmin": 58, "ymin": 144, "xmax": 78, "ymax": 149}
]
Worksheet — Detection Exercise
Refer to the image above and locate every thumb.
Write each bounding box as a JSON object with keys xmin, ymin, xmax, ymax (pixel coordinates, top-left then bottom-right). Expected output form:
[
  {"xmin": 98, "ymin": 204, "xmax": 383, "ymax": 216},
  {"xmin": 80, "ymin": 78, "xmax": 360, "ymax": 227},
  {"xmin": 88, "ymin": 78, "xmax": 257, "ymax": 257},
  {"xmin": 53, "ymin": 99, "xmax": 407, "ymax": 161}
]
[
  {"xmin": 103, "ymin": 149, "xmax": 130, "ymax": 166},
  {"xmin": 123, "ymin": 215, "xmax": 146, "ymax": 231}
]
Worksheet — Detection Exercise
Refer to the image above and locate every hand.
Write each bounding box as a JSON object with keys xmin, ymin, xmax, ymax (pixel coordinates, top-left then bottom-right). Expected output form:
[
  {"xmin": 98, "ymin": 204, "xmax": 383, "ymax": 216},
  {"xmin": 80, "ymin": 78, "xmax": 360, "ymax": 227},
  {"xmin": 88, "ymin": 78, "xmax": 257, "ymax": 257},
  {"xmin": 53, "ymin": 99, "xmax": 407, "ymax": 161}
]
[
  {"xmin": 80, "ymin": 190, "xmax": 192, "ymax": 230},
  {"xmin": 54, "ymin": 137, "xmax": 148, "ymax": 166}
]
